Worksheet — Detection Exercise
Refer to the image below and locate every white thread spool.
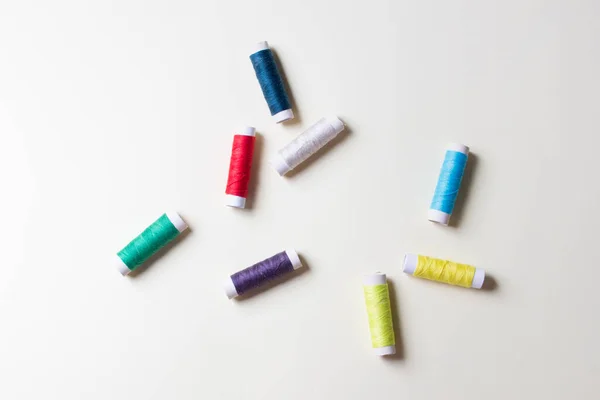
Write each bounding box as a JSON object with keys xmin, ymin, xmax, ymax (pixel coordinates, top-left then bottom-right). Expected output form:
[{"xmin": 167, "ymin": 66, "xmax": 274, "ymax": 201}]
[{"xmin": 270, "ymin": 117, "xmax": 345, "ymax": 176}]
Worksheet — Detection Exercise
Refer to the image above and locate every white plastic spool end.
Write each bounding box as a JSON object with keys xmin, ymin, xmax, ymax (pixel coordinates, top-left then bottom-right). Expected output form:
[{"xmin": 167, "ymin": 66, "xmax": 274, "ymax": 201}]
[
  {"xmin": 225, "ymin": 195, "xmax": 246, "ymax": 209},
  {"xmin": 363, "ymin": 272, "xmax": 387, "ymax": 286},
  {"xmin": 327, "ymin": 116, "xmax": 345, "ymax": 134},
  {"xmin": 252, "ymin": 41, "xmax": 269, "ymax": 55},
  {"xmin": 285, "ymin": 249, "xmax": 302, "ymax": 270},
  {"xmin": 373, "ymin": 346, "xmax": 396, "ymax": 356},
  {"xmin": 238, "ymin": 126, "xmax": 256, "ymax": 137},
  {"xmin": 471, "ymin": 268, "xmax": 485, "ymax": 289},
  {"xmin": 270, "ymin": 154, "xmax": 292, "ymax": 176},
  {"xmin": 223, "ymin": 276, "xmax": 239, "ymax": 299},
  {"xmin": 447, "ymin": 143, "xmax": 470, "ymax": 155},
  {"xmin": 115, "ymin": 254, "xmax": 131, "ymax": 276},
  {"xmin": 402, "ymin": 254, "xmax": 418, "ymax": 275},
  {"xmin": 273, "ymin": 109, "xmax": 294, "ymax": 123},
  {"xmin": 166, "ymin": 212, "xmax": 188, "ymax": 233},
  {"xmin": 428, "ymin": 209, "xmax": 451, "ymax": 225}
]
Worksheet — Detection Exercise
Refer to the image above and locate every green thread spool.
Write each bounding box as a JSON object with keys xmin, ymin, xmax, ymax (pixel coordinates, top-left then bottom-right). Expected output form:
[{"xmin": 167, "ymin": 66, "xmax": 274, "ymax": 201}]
[
  {"xmin": 115, "ymin": 212, "xmax": 188, "ymax": 276},
  {"xmin": 363, "ymin": 273, "xmax": 396, "ymax": 356}
]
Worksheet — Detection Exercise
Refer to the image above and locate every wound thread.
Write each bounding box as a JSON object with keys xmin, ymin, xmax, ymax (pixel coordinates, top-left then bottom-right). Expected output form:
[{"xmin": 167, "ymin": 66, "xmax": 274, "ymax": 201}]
[
  {"xmin": 224, "ymin": 249, "xmax": 303, "ymax": 299},
  {"xmin": 403, "ymin": 253, "xmax": 485, "ymax": 289},
  {"xmin": 363, "ymin": 273, "xmax": 396, "ymax": 356},
  {"xmin": 250, "ymin": 41, "xmax": 293, "ymax": 123},
  {"xmin": 115, "ymin": 212, "xmax": 188, "ymax": 276},
  {"xmin": 270, "ymin": 116, "xmax": 345, "ymax": 176},
  {"xmin": 225, "ymin": 127, "xmax": 256, "ymax": 209},
  {"xmin": 428, "ymin": 143, "xmax": 469, "ymax": 225}
]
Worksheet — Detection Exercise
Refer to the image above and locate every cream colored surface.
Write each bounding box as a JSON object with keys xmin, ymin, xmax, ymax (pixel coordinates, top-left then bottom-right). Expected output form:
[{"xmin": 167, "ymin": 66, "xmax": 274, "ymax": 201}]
[{"xmin": 1, "ymin": 1, "xmax": 599, "ymax": 399}]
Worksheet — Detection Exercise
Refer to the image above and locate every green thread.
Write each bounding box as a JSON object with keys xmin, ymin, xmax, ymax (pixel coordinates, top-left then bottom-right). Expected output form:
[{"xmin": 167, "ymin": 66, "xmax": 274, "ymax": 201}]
[
  {"xmin": 363, "ymin": 284, "xmax": 395, "ymax": 349},
  {"xmin": 117, "ymin": 214, "xmax": 181, "ymax": 272}
]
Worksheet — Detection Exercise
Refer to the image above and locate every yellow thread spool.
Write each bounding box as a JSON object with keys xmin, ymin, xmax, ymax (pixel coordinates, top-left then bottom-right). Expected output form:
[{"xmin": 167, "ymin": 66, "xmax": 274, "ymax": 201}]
[
  {"xmin": 363, "ymin": 273, "xmax": 396, "ymax": 356},
  {"xmin": 403, "ymin": 254, "xmax": 485, "ymax": 289}
]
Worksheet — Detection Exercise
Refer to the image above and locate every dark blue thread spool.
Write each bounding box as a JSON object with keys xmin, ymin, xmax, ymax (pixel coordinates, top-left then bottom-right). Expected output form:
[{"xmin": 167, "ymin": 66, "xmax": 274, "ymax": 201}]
[{"xmin": 249, "ymin": 41, "xmax": 294, "ymax": 123}]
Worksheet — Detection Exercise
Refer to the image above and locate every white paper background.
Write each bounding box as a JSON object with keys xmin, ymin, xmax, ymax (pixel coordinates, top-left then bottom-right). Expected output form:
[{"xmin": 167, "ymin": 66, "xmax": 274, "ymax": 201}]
[{"xmin": 1, "ymin": 1, "xmax": 599, "ymax": 399}]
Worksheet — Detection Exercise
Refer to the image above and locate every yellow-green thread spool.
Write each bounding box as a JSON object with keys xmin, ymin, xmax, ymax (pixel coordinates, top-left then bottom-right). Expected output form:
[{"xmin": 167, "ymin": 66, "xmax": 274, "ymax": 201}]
[
  {"xmin": 363, "ymin": 273, "xmax": 396, "ymax": 356},
  {"xmin": 403, "ymin": 253, "xmax": 485, "ymax": 289}
]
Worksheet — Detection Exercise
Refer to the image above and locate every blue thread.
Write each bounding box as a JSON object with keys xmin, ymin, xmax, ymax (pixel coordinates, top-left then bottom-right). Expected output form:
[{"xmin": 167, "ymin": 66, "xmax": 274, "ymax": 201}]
[
  {"xmin": 250, "ymin": 48, "xmax": 291, "ymax": 117},
  {"xmin": 430, "ymin": 150, "xmax": 468, "ymax": 214}
]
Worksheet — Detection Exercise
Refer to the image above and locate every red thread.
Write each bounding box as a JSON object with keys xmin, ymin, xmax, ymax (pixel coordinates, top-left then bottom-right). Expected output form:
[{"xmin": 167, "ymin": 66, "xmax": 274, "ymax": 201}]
[{"xmin": 226, "ymin": 134, "xmax": 255, "ymax": 199}]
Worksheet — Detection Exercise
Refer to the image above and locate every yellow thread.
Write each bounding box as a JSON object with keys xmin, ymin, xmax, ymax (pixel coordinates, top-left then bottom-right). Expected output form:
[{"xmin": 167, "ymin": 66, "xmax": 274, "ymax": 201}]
[
  {"xmin": 363, "ymin": 283, "xmax": 395, "ymax": 349},
  {"xmin": 415, "ymin": 255, "xmax": 475, "ymax": 288}
]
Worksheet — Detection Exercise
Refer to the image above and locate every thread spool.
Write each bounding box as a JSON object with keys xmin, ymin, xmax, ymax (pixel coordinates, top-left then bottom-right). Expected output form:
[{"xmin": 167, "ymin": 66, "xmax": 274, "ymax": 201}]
[
  {"xmin": 249, "ymin": 41, "xmax": 293, "ymax": 123},
  {"xmin": 224, "ymin": 249, "xmax": 303, "ymax": 299},
  {"xmin": 429, "ymin": 143, "xmax": 469, "ymax": 225},
  {"xmin": 403, "ymin": 253, "xmax": 485, "ymax": 289},
  {"xmin": 270, "ymin": 117, "xmax": 345, "ymax": 176},
  {"xmin": 115, "ymin": 212, "xmax": 188, "ymax": 276},
  {"xmin": 363, "ymin": 273, "xmax": 396, "ymax": 356},
  {"xmin": 225, "ymin": 126, "xmax": 256, "ymax": 208}
]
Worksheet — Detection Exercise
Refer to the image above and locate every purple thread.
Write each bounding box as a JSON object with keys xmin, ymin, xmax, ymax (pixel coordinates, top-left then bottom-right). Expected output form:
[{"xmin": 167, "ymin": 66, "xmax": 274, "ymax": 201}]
[{"xmin": 231, "ymin": 251, "xmax": 295, "ymax": 295}]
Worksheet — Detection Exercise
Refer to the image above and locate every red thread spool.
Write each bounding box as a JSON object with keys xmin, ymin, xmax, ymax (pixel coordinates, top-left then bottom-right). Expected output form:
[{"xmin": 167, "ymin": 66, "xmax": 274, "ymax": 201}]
[{"xmin": 225, "ymin": 126, "xmax": 256, "ymax": 208}]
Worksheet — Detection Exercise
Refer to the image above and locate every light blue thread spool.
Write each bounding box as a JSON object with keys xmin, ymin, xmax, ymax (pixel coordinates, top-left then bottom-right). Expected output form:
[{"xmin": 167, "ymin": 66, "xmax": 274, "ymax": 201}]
[
  {"xmin": 428, "ymin": 143, "xmax": 469, "ymax": 225},
  {"xmin": 249, "ymin": 41, "xmax": 294, "ymax": 123}
]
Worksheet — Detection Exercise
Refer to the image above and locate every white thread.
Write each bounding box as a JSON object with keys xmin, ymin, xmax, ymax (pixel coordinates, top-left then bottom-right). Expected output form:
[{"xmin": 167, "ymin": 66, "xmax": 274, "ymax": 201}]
[{"xmin": 270, "ymin": 117, "xmax": 345, "ymax": 176}]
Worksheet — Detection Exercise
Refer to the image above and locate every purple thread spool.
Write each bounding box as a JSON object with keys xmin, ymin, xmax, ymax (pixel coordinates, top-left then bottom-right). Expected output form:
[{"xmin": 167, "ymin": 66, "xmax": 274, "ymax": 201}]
[{"xmin": 223, "ymin": 249, "xmax": 303, "ymax": 299}]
